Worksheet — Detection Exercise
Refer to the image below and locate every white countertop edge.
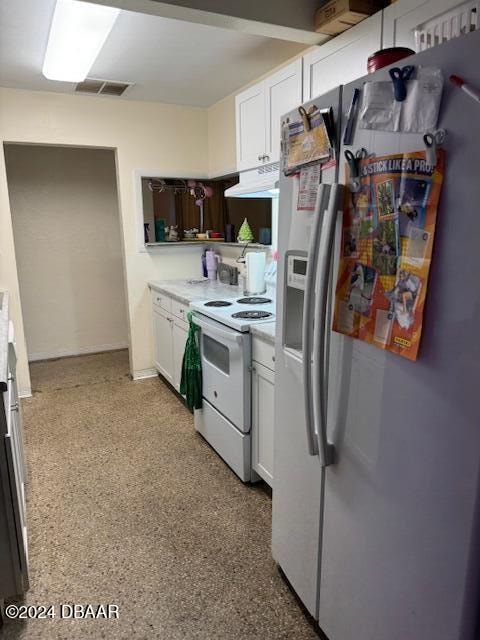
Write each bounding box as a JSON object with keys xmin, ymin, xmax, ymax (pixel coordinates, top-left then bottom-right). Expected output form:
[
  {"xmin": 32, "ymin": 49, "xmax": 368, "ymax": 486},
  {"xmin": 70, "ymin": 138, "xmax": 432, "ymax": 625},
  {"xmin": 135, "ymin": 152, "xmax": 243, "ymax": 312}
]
[
  {"xmin": 250, "ymin": 322, "xmax": 276, "ymax": 346},
  {"xmin": 148, "ymin": 279, "xmax": 243, "ymax": 306}
]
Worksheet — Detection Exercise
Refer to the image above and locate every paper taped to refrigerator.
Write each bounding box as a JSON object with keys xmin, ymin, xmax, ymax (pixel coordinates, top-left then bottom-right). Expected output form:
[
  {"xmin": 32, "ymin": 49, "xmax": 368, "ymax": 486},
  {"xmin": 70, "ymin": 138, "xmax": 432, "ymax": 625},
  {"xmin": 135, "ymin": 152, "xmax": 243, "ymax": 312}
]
[
  {"xmin": 297, "ymin": 163, "xmax": 321, "ymax": 211},
  {"xmin": 359, "ymin": 67, "xmax": 444, "ymax": 133},
  {"xmin": 332, "ymin": 150, "xmax": 445, "ymax": 360},
  {"xmin": 282, "ymin": 106, "xmax": 332, "ymax": 175}
]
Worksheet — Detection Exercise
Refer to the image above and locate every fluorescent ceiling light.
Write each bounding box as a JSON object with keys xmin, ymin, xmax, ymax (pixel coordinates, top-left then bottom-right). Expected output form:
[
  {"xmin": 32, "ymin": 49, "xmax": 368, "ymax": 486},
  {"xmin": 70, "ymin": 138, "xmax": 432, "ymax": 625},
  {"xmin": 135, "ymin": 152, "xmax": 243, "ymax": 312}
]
[{"xmin": 43, "ymin": 0, "xmax": 120, "ymax": 82}]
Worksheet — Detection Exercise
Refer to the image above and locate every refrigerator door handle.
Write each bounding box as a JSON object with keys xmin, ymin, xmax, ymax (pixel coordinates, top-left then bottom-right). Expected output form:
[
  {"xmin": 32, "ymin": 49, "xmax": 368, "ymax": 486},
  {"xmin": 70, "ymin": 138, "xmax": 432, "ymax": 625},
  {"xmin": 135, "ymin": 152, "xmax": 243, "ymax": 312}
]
[
  {"xmin": 312, "ymin": 183, "xmax": 343, "ymax": 467},
  {"xmin": 302, "ymin": 183, "xmax": 331, "ymax": 457}
]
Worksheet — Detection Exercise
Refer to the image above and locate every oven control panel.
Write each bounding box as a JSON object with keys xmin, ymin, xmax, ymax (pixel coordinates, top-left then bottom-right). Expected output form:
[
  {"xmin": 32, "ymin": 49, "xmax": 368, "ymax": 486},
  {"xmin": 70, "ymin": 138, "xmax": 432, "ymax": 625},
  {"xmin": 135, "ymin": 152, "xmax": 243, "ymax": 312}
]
[{"xmin": 287, "ymin": 255, "xmax": 308, "ymax": 291}]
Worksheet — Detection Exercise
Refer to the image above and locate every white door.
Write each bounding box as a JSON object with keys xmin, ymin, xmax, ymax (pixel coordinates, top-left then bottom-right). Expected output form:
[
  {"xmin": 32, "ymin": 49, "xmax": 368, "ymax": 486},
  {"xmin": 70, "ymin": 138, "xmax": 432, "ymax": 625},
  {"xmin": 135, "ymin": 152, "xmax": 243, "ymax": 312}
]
[
  {"xmin": 264, "ymin": 59, "xmax": 303, "ymax": 164},
  {"xmin": 152, "ymin": 307, "xmax": 173, "ymax": 384},
  {"xmin": 172, "ymin": 318, "xmax": 188, "ymax": 393},
  {"xmin": 303, "ymin": 12, "xmax": 383, "ymax": 102},
  {"xmin": 251, "ymin": 361, "xmax": 275, "ymax": 486},
  {"xmin": 383, "ymin": 0, "xmax": 478, "ymax": 50},
  {"xmin": 235, "ymin": 80, "xmax": 266, "ymax": 171}
]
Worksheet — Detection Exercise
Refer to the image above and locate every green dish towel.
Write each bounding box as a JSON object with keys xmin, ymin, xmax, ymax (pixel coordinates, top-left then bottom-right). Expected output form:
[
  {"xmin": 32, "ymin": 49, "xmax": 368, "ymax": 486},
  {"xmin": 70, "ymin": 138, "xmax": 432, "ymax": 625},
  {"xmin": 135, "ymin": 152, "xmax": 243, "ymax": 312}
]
[{"xmin": 180, "ymin": 312, "xmax": 203, "ymax": 411}]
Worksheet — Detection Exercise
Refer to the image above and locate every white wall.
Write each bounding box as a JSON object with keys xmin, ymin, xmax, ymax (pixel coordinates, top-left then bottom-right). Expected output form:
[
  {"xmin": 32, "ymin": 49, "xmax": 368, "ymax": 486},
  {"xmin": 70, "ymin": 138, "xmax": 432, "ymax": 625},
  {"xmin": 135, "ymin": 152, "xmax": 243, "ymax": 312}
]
[
  {"xmin": 207, "ymin": 93, "xmax": 237, "ymax": 178},
  {"xmin": 0, "ymin": 88, "xmax": 207, "ymax": 395},
  {"xmin": 0, "ymin": 46, "xmax": 311, "ymax": 394},
  {"xmin": 4, "ymin": 145, "xmax": 129, "ymax": 361}
]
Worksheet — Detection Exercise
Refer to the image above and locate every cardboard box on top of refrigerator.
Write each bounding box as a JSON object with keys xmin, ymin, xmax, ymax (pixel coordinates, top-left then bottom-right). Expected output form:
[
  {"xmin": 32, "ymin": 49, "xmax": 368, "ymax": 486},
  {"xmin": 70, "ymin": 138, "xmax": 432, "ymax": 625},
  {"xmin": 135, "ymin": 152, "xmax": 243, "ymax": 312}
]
[{"xmin": 314, "ymin": 0, "xmax": 385, "ymax": 35}]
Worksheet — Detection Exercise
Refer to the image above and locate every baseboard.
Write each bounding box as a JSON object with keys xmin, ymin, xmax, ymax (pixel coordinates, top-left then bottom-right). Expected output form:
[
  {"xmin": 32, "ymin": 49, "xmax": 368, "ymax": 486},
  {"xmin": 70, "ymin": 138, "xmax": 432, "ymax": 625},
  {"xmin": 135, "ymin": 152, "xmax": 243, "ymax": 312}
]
[
  {"xmin": 19, "ymin": 387, "xmax": 32, "ymax": 399},
  {"xmin": 132, "ymin": 368, "xmax": 157, "ymax": 381},
  {"xmin": 28, "ymin": 342, "xmax": 129, "ymax": 362}
]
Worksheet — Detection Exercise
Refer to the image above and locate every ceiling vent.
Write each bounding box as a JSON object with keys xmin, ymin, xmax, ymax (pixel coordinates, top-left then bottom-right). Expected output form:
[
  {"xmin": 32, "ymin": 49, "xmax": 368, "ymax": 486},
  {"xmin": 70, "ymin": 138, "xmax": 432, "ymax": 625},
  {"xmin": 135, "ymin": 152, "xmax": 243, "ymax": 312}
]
[{"xmin": 74, "ymin": 78, "xmax": 132, "ymax": 97}]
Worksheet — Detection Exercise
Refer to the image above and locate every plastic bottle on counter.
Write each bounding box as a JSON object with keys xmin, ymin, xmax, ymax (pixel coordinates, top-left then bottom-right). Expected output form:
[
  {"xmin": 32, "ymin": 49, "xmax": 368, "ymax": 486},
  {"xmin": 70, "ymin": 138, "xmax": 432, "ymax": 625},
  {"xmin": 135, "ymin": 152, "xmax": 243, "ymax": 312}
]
[{"xmin": 205, "ymin": 250, "xmax": 219, "ymax": 281}]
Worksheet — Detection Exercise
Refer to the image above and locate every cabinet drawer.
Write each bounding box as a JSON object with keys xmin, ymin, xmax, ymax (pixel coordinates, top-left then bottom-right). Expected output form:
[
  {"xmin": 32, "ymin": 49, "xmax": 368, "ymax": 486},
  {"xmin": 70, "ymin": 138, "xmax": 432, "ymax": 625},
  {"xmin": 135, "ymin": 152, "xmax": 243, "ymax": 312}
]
[
  {"xmin": 252, "ymin": 336, "xmax": 275, "ymax": 371},
  {"xmin": 151, "ymin": 290, "xmax": 172, "ymax": 313},
  {"xmin": 171, "ymin": 299, "xmax": 189, "ymax": 322}
]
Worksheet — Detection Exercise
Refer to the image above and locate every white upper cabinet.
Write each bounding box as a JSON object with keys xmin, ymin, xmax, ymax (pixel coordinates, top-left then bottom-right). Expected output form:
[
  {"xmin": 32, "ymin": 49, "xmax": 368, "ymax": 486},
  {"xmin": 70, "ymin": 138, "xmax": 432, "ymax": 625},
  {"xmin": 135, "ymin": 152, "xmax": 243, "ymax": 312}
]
[
  {"xmin": 303, "ymin": 11, "xmax": 383, "ymax": 102},
  {"xmin": 235, "ymin": 81, "xmax": 265, "ymax": 172},
  {"xmin": 383, "ymin": 0, "xmax": 479, "ymax": 50},
  {"xmin": 235, "ymin": 59, "xmax": 303, "ymax": 171},
  {"xmin": 264, "ymin": 59, "xmax": 303, "ymax": 164}
]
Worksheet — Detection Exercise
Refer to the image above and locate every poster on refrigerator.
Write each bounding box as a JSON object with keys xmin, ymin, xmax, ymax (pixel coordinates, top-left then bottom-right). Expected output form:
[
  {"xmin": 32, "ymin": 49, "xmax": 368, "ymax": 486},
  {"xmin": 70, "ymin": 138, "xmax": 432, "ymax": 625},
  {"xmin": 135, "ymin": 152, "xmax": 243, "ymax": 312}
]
[{"xmin": 332, "ymin": 150, "xmax": 445, "ymax": 361}]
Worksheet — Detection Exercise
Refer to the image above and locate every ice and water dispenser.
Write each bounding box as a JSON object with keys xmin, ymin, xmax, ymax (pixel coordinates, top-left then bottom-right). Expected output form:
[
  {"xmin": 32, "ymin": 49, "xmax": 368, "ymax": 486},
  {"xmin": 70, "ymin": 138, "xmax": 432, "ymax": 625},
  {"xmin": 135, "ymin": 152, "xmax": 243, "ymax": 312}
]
[{"xmin": 283, "ymin": 251, "xmax": 309, "ymax": 352}]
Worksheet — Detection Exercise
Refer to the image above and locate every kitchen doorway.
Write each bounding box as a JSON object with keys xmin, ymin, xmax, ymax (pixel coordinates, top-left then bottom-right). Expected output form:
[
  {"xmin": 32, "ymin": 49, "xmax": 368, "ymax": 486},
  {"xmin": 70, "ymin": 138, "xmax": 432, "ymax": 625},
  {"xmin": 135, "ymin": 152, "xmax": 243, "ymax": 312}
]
[{"xmin": 3, "ymin": 144, "xmax": 129, "ymax": 387}]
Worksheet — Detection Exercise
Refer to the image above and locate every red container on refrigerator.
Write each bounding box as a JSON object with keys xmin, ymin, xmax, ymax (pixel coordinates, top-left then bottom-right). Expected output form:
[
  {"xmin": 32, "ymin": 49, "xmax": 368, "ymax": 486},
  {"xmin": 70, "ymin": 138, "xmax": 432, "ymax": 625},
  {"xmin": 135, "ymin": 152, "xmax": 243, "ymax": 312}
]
[{"xmin": 367, "ymin": 46, "xmax": 415, "ymax": 73}]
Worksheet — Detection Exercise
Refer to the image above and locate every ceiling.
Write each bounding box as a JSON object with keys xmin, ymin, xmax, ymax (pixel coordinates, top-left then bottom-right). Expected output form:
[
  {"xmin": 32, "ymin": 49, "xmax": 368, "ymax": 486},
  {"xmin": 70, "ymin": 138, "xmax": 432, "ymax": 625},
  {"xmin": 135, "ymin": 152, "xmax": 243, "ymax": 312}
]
[{"xmin": 0, "ymin": 0, "xmax": 307, "ymax": 107}]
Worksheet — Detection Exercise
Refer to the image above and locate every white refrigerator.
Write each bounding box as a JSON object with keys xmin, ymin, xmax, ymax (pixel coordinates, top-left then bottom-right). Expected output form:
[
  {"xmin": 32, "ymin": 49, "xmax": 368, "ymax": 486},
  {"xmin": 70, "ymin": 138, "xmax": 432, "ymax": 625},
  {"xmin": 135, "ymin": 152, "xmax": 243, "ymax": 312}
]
[{"xmin": 272, "ymin": 30, "xmax": 480, "ymax": 640}]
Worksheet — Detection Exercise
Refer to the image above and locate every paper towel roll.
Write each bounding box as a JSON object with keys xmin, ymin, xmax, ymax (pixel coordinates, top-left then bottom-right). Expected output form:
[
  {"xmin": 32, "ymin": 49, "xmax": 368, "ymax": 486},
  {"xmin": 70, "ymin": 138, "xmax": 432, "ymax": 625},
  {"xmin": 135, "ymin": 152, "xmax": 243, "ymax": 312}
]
[{"xmin": 246, "ymin": 252, "xmax": 266, "ymax": 295}]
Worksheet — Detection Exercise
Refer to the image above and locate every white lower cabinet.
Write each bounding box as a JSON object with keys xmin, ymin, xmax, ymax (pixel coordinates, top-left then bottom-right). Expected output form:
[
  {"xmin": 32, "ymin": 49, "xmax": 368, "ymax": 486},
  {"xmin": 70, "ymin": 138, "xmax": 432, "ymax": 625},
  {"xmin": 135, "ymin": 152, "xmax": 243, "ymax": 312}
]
[
  {"xmin": 151, "ymin": 291, "xmax": 188, "ymax": 393},
  {"xmin": 251, "ymin": 338, "xmax": 275, "ymax": 487},
  {"xmin": 152, "ymin": 306, "xmax": 174, "ymax": 384}
]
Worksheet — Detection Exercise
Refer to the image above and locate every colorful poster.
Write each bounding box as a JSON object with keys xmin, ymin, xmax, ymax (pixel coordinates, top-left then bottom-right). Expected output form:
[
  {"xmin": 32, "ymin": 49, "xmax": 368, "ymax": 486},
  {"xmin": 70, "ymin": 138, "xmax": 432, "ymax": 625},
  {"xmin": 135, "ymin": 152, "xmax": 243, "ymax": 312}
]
[{"xmin": 332, "ymin": 150, "xmax": 445, "ymax": 361}]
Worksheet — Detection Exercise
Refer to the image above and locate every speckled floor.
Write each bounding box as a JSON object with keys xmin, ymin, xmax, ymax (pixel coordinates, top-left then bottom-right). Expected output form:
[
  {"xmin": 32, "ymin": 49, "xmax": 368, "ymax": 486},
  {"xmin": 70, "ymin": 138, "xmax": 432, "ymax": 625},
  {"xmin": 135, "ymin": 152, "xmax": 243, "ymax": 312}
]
[{"xmin": 3, "ymin": 350, "xmax": 319, "ymax": 639}]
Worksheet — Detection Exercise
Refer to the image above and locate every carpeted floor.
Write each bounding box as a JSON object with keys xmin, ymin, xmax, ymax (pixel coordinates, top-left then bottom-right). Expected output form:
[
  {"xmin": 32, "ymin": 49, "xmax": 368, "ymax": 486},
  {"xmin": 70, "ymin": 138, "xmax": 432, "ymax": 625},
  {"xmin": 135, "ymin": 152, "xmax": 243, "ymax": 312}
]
[{"xmin": 2, "ymin": 350, "xmax": 319, "ymax": 639}]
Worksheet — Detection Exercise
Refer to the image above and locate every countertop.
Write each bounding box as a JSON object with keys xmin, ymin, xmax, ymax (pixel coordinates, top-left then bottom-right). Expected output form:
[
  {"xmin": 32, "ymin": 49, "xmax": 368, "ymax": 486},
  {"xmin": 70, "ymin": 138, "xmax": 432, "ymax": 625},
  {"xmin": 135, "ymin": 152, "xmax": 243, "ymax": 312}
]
[
  {"xmin": 148, "ymin": 279, "xmax": 277, "ymax": 343},
  {"xmin": 250, "ymin": 322, "xmax": 276, "ymax": 346},
  {"xmin": 0, "ymin": 291, "xmax": 9, "ymax": 392},
  {"xmin": 148, "ymin": 279, "xmax": 243, "ymax": 305}
]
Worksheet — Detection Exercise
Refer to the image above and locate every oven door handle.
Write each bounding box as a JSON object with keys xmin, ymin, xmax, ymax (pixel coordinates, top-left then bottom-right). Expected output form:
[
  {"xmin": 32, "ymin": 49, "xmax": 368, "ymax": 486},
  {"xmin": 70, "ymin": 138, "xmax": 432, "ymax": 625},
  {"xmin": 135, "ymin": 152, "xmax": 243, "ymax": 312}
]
[{"xmin": 192, "ymin": 314, "xmax": 243, "ymax": 344}]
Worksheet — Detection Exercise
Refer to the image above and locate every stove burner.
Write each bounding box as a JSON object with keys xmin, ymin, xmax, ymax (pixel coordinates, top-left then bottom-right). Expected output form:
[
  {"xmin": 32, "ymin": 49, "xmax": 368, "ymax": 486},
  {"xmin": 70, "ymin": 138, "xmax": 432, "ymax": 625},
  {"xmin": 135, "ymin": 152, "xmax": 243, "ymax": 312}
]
[
  {"xmin": 232, "ymin": 310, "xmax": 273, "ymax": 320},
  {"xmin": 237, "ymin": 297, "xmax": 272, "ymax": 305},
  {"xmin": 204, "ymin": 300, "xmax": 233, "ymax": 307}
]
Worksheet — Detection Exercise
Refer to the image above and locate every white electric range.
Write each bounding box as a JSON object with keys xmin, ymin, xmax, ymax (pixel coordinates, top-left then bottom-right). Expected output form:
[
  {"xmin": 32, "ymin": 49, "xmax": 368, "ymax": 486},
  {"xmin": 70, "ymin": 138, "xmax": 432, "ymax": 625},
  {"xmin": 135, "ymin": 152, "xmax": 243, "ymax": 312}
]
[
  {"xmin": 189, "ymin": 293, "xmax": 275, "ymax": 482},
  {"xmin": 190, "ymin": 295, "xmax": 275, "ymax": 331}
]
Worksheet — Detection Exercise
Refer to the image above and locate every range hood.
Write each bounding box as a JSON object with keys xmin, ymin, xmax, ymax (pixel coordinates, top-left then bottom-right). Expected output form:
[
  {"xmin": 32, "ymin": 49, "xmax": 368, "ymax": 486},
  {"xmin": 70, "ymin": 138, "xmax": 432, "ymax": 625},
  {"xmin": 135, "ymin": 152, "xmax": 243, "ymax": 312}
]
[{"xmin": 224, "ymin": 163, "xmax": 279, "ymax": 198}]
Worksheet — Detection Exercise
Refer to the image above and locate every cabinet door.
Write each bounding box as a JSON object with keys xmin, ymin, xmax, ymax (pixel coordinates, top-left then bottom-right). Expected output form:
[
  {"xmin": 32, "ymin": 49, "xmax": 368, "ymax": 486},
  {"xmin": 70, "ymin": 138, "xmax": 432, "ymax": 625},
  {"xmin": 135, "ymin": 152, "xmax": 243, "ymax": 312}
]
[
  {"xmin": 303, "ymin": 12, "xmax": 382, "ymax": 102},
  {"xmin": 235, "ymin": 81, "xmax": 266, "ymax": 171},
  {"xmin": 252, "ymin": 361, "xmax": 275, "ymax": 486},
  {"xmin": 152, "ymin": 307, "xmax": 174, "ymax": 384},
  {"xmin": 172, "ymin": 319, "xmax": 188, "ymax": 393},
  {"xmin": 383, "ymin": 0, "xmax": 478, "ymax": 50},
  {"xmin": 264, "ymin": 59, "xmax": 303, "ymax": 164}
]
